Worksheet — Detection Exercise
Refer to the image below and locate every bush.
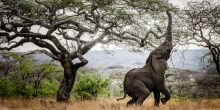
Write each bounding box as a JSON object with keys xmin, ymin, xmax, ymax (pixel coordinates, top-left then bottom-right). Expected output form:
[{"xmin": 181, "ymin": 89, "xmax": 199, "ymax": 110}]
[
  {"xmin": 13, "ymin": 81, "xmax": 35, "ymax": 98},
  {"xmin": 0, "ymin": 78, "xmax": 60, "ymax": 98},
  {"xmin": 37, "ymin": 79, "xmax": 60, "ymax": 97},
  {"xmin": 0, "ymin": 78, "xmax": 35, "ymax": 98},
  {"xmin": 0, "ymin": 78, "xmax": 15, "ymax": 98},
  {"xmin": 73, "ymin": 72, "xmax": 110, "ymax": 100},
  {"xmin": 0, "ymin": 52, "xmax": 62, "ymax": 98}
]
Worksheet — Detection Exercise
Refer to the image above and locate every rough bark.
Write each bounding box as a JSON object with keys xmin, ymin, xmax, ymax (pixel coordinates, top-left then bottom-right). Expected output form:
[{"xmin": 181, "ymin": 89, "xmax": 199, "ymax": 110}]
[
  {"xmin": 209, "ymin": 47, "xmax": 220, "ymax": 75},
  {"xmin": 56, "ymin": 57, "xmax": 78, "ymax": 102}
]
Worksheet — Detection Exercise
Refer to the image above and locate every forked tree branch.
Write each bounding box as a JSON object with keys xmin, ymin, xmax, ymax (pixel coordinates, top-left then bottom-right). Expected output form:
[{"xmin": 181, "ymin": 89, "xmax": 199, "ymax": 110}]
[
  {"xmin": 0, "ymin": 38, "xmax": 29, "ymax": 50},
  {"xmin": 25, "ymin": 49, "xmax": 59, "ymax": 60}
]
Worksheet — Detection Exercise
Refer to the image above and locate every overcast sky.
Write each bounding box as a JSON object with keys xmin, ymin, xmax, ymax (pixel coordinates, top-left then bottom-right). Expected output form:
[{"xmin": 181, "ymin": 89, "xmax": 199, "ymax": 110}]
[
  {"xmin": 11, "ymin": 0, "xmax": 215, "ymax": 52},
  {"xmin": 169, "ymin": 0, "xmax": 188, "ymax": 8},
  {"xmin": 170, "ymin": 0, "xmax": 220, "ymax": 8}
]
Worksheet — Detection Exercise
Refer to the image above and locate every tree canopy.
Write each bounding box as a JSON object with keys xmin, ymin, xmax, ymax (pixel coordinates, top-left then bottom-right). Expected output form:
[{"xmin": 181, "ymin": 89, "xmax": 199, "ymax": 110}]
[{"xmin": 0, "ymin": 0, "xmax": 175, "ymax": 56}]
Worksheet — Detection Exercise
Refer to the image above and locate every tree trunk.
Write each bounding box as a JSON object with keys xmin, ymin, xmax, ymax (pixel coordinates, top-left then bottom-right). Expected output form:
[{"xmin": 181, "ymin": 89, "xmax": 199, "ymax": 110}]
[
  {"xmin": 57, "ymin": 57, "xmax": 78, "ymax": 102},
  {"xmin": 209, "ymin": 47, "xmax": 220, "ymax": 75},
  {"xmin": 214, "ymin": 57, "xmax": 220, "ymax": 75}
]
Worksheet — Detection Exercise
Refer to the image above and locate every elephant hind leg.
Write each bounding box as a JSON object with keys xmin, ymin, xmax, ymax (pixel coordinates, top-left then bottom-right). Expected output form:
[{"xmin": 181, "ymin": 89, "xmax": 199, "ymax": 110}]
[
  {"xmin": 135, "ymin": 88, "xmax": 151, "ymax": 105},
  {"xmin": 127, "ymin": 96, "xmax": 138, "ymax": 106}
]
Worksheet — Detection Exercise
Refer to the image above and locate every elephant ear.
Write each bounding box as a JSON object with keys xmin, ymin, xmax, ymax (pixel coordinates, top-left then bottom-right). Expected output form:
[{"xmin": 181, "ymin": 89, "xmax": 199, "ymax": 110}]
[{"xmin": 152, "ymin": 55, "xmax": 168, "ymax": 74}]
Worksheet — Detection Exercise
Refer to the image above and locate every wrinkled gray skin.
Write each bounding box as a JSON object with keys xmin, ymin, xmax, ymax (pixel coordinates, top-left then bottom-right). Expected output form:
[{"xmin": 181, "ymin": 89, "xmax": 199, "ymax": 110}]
[{"xmin": 117, "ymin": 11, "xmax": 173, "ymax": 107}]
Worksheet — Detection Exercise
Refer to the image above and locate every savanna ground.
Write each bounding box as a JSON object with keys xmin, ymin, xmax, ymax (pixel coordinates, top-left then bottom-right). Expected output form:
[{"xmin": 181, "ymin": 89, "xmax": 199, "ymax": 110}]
[{"xmin": 0, "ymin": 98, "xmax": 220, "ymax": 110}]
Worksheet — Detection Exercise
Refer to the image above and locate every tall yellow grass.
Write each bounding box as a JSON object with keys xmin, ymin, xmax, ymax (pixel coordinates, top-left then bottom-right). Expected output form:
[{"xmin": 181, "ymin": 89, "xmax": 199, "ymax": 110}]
[{"xmin": 0, "ymin": 98, "xmax": 220, "ymax": 110}]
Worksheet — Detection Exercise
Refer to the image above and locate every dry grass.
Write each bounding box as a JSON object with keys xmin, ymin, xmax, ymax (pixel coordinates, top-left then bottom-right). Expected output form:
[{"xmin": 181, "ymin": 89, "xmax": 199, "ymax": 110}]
[{"xmin": 0, "ymin": 98, "xmax": 220, "ymax": 110}]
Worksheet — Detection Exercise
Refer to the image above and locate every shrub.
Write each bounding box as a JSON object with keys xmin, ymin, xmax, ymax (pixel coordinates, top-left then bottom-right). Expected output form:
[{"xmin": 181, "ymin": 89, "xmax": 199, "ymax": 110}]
[
  {"xmin": 0, "ymin": 77, "xmax": 60, "ymax": 98},
  {"xmin": 37, "ymin": 79, "xmax": 60, "ymax": 97},
  {"xmin": 0, "ymin": 78, "xmax": 15, "ymax": 98},
  {"xmin": 0, "ymin": 78, "xmax": 35, "ymax": 98},
  {"xmin": 0, "ymin": 52, "xmax": 62, "ymax": 98},
  {"xmin": 73, "ymin": 72, "xmax": 110, "ymax": 100}
]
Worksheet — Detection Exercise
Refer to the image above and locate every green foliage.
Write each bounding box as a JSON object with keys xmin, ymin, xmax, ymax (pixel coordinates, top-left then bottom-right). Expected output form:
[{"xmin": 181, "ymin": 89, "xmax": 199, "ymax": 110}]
[
  {"xmin": 73, "ymin": 72, "xmax": 110, "ymax": 100},
  {"xmin": 0, "ymin": 77, "xmax": 15, "ymax": 97},
  {"xmin": 88, "ymin": 0, "xmax": 113, "ymax": 7},
  {"xmin": 40, "ymin": 0, "xmax": 84, "ymax": 9},
  {"xmin": 0, "ymin": 77, "xmax": 34, "ymax": 98},
  {"xmin": 37, "ymin": 79, "xmax": 60, "ymax": 97},
  {"xmin": 0, "ymin": 52, "xmax": 62, "ymax": 98},
  {"xmin": 127, "ymin": 0, "xmax": 169, "ymax": 11},
  {"xmin": 0, "ymin": 77, "xmax": 60, "ymax": 98},
  {"xmin": 171, "ymin": 93, "xmax": 194, "ymax": 102},
  {"xmin": 13, "ymin": 81, "xmax": 35, "ymax": 98}
]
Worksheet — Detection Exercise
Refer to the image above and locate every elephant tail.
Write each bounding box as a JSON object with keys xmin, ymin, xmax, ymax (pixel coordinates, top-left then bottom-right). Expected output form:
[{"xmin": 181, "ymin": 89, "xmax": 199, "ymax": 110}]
[{"xmin": 117, "ymin": 91, "xmax": 126, "ymax": 101}]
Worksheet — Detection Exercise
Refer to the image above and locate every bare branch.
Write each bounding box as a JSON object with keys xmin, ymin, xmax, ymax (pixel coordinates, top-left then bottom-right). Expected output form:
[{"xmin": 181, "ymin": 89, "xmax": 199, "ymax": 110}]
[
  {"xmin": 110, "ymin": 31, "xmax": 141, "ymax": 44},
  {"xmin": 0, "ymin": 38, "xmax": 29, "ymax": 50},
  {"xmin": 47, "ymin": 35, "xmax": 70, "ymax": 56},
  {"xmin": 15, "ymin": 15, "xmax": 51, "ymax": 29},
  {"xmin": 57, "ymin": 29, "xmax": 87, "ymax": 44},
  {"xmin": 74, "ymin": 52, "xmax": 88, "ymax": 69},
  {"xmin": 30, "ymin": 38, "xmax": 61, "ymax": 57},
  {"xmin": 25, "ymin": 49, "xmax": 59, "ymax": 60},
  {"xmin": 75, "ymin": 31, "xmax": 84, "ymax": 49},
  {"xmin": 80, "ymin": 32, "xmax": 107, "ymax": 55},
  {"xmin": 47, "ymin": 19, "xmax": 97, "ymax": 36}
]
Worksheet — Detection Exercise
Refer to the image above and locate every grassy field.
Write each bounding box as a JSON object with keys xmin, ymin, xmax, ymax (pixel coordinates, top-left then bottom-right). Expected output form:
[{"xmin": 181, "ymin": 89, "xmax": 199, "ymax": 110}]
[{"xmin": 0, "ymin": 98, "xmax": 220, "ymax": 110}]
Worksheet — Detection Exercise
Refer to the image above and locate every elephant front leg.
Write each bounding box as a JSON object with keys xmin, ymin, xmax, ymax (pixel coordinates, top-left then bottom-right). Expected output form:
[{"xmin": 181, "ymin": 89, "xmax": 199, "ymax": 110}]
[
  {"xmin": 153, "ymin": 91, "xmax": 160, "ymax": 106},
  {"xmin": 160, "ymin": 87, "xmax": 170, "ymax": 105}
]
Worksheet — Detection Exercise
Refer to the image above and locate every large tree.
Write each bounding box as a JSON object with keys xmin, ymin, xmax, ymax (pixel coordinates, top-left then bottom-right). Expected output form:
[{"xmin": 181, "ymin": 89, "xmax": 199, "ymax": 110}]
[
  {"xmin": 183, "ymin": 0, "xmax": 220, "ymax": 74},
  {"xmin": 0, "ymin": 0, "xmax": 173, "ymax": 101}
]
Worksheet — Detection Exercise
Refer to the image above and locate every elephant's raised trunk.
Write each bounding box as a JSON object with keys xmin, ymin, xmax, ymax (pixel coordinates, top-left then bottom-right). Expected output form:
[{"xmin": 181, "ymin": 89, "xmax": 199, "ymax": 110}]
[
  {"xmin": 154, "ymin": 10, "xmax": 173, "ymax": 54},
  {"xmin": 145, "ymin": 10, "xmax": 173, "ymax": 66}
]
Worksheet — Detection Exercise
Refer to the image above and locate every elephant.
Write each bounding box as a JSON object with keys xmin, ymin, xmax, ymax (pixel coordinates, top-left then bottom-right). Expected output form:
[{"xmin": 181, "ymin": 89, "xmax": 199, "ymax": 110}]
[
  {"xmin": 117, "ymin": 10, "xmax": 173, "ymax": 107},
  {"xmin": 117, "ymin": 50, "xmax": 171, "ymax": 106}
]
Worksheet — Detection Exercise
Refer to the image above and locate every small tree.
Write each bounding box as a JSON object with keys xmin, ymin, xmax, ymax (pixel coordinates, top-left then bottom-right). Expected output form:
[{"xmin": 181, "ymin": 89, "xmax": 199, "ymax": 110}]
[
  {"xmin": 0, "ymin": 52, "xmax": 17, "ymax": 76},
  {"xmin": 195, "ymin": 74, "xmax": 220, "ymax": 98},
  {"xmin": 183, "ymin": 0, "xmax": 220, "ymax": 75},
  {"xmin": 74, "ymin": 72, "xmax": 110, "ymax": 100}
]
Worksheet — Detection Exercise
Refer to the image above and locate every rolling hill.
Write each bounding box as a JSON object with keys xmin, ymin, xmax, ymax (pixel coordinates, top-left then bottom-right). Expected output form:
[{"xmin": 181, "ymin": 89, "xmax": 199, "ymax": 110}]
[{"xmin": 33, "ymin": 49, "xmax": 210, "ymax": 73}]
